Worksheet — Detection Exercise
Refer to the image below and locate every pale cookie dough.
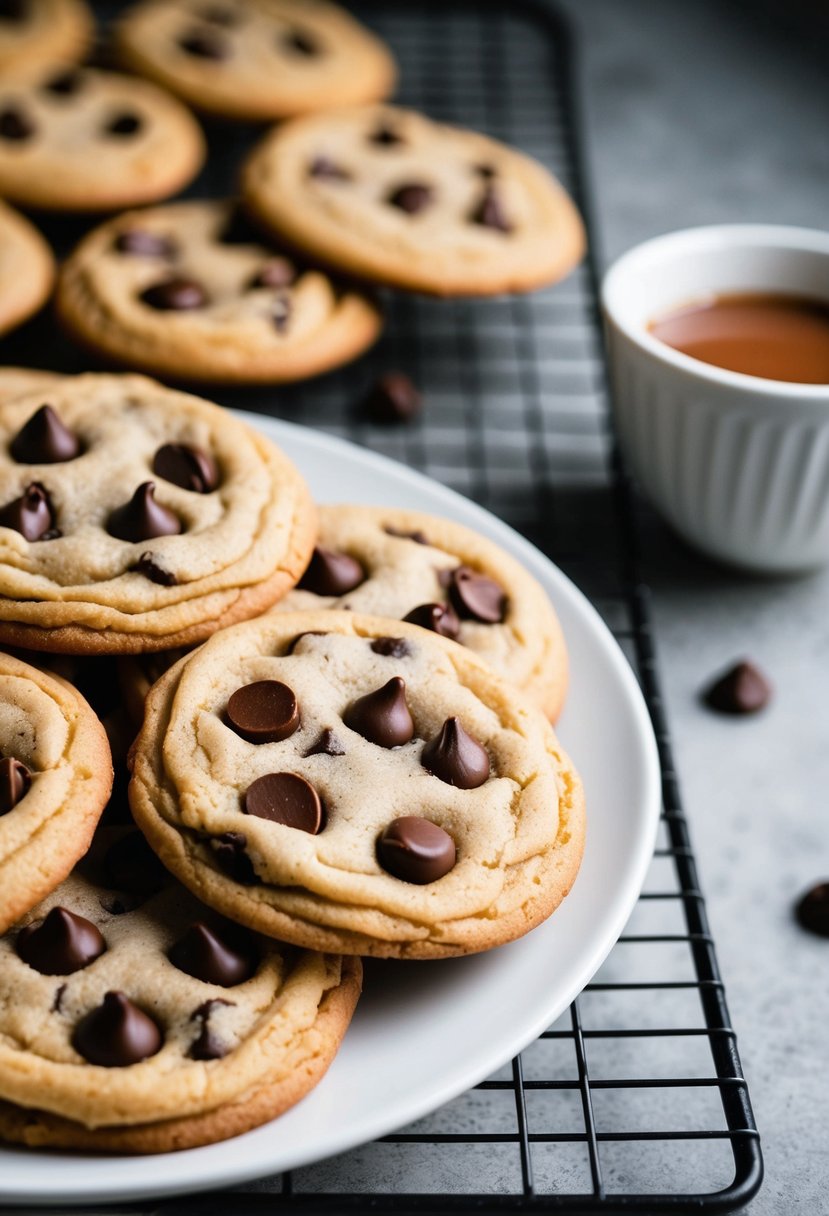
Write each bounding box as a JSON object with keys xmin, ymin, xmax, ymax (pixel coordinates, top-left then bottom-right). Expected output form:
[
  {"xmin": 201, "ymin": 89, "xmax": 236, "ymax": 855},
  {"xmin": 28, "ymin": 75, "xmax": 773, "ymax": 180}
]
[
  {"xmin": 0, "ymin": 204, "xmax": 55, "ymax": 338},
  {"xmin": 0, "ymin": 833, "xmax": 361, "ymax": 1152},
  {"xmin": 0, "ymin": 374, "xmax": 316, "ymax": 654},
  {"xmin": 0, "ymin": 0, "xmax": 92, "ymax": 72},
  {"xmin": 242, "ymin": 104, "xmax": 586, "ymax": 296},
  {"xmin": 0, "ymin": 367, "xmax": 63, "ymax": 405},
  {"xmin": 129, "ymin": 612, "xmax": 586, "ymax": 959},
  {"xmin": 115, "ymin": 0, "xmax": 396, "ymax": 123},
  {"xmin": 0, "ymin": 62, "xmax": 205, "ymax": 212},
  {"xmin": 56, "ymin": 200, "xmax": 383, "ymax": 384},
  {"xmin": 0, "ymin": 650, "xmax": 112, "ymax": 934}
]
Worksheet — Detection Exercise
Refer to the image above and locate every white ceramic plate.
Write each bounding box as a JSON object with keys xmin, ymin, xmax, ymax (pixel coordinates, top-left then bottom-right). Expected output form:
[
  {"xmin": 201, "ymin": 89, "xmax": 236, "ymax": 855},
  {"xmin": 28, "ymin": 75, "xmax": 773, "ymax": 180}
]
[{"xmin": 1, "ymin": 416, "xmax": 661, "ymax": 1207}]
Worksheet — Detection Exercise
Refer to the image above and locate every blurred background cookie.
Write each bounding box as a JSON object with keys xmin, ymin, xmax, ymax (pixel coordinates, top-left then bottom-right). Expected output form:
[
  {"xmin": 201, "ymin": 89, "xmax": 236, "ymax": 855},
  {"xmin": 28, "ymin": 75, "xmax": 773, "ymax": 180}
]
[
  {"xmin": 0, "ymin": 203, "xmax": 54, "ymax": 336},
  {"xmin": 0, "ymin": 0, "xmax": 92, "ymax": 72}
]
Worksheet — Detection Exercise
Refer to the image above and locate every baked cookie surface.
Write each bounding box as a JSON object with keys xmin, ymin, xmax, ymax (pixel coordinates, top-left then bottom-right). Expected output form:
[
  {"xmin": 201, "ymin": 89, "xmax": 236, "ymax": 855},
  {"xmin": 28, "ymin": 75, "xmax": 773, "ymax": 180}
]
[
  {"xmin": 0, "ymin": 63, "xmax": 204, "ymax": 211},
  {"xmin": 115, "ymin": 0, "xmax": 396, "ymax": 123},
  {"xmin": 56, "ymin": 200, "xmax": 382, "ymax": 384},
  {"xmin": 0, "ymin": 650, "xmax": 112, "ymax": 934},
  {"xmin": 0, "ymin": 374, "xmax": 316, "ymax": 654},
  {"xmin": 0, "ymin": 0, "xmax": 91, "ymax": 71},
  {"xmin": 0, "ymin": 203, "xmax": 54, "ymax": 338},
  {"xmin": 129, "ymin": 611, "xmax": 585, "ymax": 959},
  {"xmin": 0, "ymin": 832, "xmax": 361, "ymax": 1152},
  {"xmin": 242, "ymin": 104, "xmax": 585, "ymax": 296},
  {"xmin": 0, "ymin": 367, "xmax": 63, "ymax": 405}
]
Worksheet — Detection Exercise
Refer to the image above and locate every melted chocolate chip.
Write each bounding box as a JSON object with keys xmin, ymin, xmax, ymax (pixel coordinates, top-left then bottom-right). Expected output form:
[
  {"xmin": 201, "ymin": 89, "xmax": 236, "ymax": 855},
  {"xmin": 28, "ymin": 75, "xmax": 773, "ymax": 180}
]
[
  {"xmin": 702, "ymin": 661, "xmax": 772, "ymax": 715},
  {"xmin": 795, "ymin": 882, "xmax": 829, "ymax": 938},
  {"xmin": 226, "ymin": 680, "xmax": 300, "ymax": 744},
  {"xmin": 189, "ymin": 998, "xmax": 233, "ymax": 1060},
  {"xmin": 304, "ymin": 728, "xmax": 345, "ymax": 757},
  {"xmin": 43, "ymin": 69, "xmax": 84, "ymax": 96},
  {"xmin": 0, "ymin": 482, "xmax": 56, "ymax": 541},
  {"xmin": 140, "ymin": 277, "xmax": 209, "ymax": 311},
  {"xmin": 131, "ymin": 553, "xmax": 178, "ymax": 585},
  {"xmin": 114, "ymin": 229, "xmax": 177, "ymax": 258},
  {"xmin": 10, "ymin": 405, "xmax": 81, "ymax": 464},
  {"xmin": 249, "ymin": 259, "xmax": 296, "ymax": 289},
  {"xmin": 421, "ymin": 717, "xmax": 490, "ymax": 789},
  {"xmin": 283, "ymin": 27, "xmax": 319, "ymax": 55},
  {"xmin": 308, "ymin": 156, "xmax": 351, "ymax": 182},
  {"xmin": 153, "ymin": 443, "xmax": 218, "ymax": 494},
  {"xmin": 377, "ymin": 817, "xmax": 456, "ymax": 884},
  {"xmin": 104, "ymin": 830, "xmax": 168, "ymax": 894},
  {"xmin": 17, "ymin": 907, "xmax": 106, "ymax": 975},
  {"xmin": 104, "ymin": 111, "xmax": 143, "ymax": 137},
  {"xmin": 169, "ymin": 921, "xmax": 257, "ymax": 986},
  {"xmin": 72, "ymin": 991, "xmax": 162, "ymax": 1067},
  {"xmin": 298, "ymin": 547, "xmax": 365, "ymax": 596},
  {"xmin": 0, "ymin": 756, "xmax": 31, "ymax": 815},
  {"xmin": 210, "ymin": 832, "xmax": 256, "ymax": 884},
  {"xmin": 244, "ymin": 772, "xmax": 323, "ymax": 833},
  {"xmin": 403, "ymin": 602, "xmax": 460, "ymax": 640},
  {"xmin": 371, "ymin": 637, "xmax": 411, "ymax": 659},
  {"xmin": 384, "ymin": 525, "xmax": 429, "ymax": 544},
  {"xmin": 0, "ymin": 106, "xmax": 34, "ymax": 141},
  {"xmin": 178, "ymin": 27, "xmax": 229, "ymax": 58},
  {"xmin": 470, "ymin": 186, "xmax": 512, "ymax": 232},
  {"xmin": 344, "ymin": 676, "xmax": 414, "ymax": 748},
  {"xmin": 369, "ymin": 124, "xmax": 404, "ymax": 147},
  {"xmin": 107, "ymin": 482, "xmax": 181, "ymax": 542},
  {"xmin": 448, "ymin": 567, "xmax": 506, "ymax": 624},
  {"xmin": 388, "ymin": 183, "xmax": 433, "ymax": 214},
  {"xmin": 364, "ymin": 372, "xmax": 422, "ymax": 424}
]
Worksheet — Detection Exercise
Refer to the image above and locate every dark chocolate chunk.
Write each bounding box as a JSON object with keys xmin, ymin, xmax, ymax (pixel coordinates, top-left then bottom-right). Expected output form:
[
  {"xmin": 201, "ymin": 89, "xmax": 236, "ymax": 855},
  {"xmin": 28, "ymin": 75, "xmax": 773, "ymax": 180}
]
[
  {"xmin": 364, "ymin": 372, "xmax": 422, "ymax": 424},
  {"xmin": 140, "ymin": 277, "xmax": 209, "ymax": 311},
  {"xmin": 104, "ymin": 111, "xmax": 143, "ymax": 137},
  {"xmin": 421, "ymin": 717, "xmax": 490, "ymax": 789},
  {"xmin": 0, "ymin": 106, "xmax": 34, "ymax": 141},
  {"xmin": 371, "ymin": 637, "xmax": 411, "ymax": 659},
  {"xmin": 17, "ymin": 907, "xmax": 106, "ymax": 975},
  {"xmin": 470, "ymin": 186, "xmax": 512, "ymax": 232},
  {"xmin": 189, "ymin": 998, "xmax": 233, "ymax": 1060},
  {"xmin": 131, "ymin": 553, "xmax": 177, "ymax": 585},
  {"xmin": 344, "ymin": 676, "xmax": 414, "ymax": 748},
  {"xmin": 10, "ymin": 404, "xmax": 81, "ymax": 464},
  {"xmin": 226, "ymin": 680, "xmax": 300, "ymax": 744},
  {"xmin": 702, "ymin": 660, "xmax": 772, "ymax": 715},
  {"xmin": 107, "ymin": 482, "xmax": 181, "ymax": 542},
  {"xmin": 304, "ymin": 728, "xmax": 345, "ymax": 757},
  {"xmin": 0, "ymin": 756, "xmax": 31, "ymax": 814},
  {"xmin": 178, "ymin": 27, "xmax": 229, "ymax": 58},
  {"xmin": 104, "ymin": 830, "xmax": 168, "ymax": 894},
  {"xmin": 283, "ymin": 27, "xmax": 319, "ymax": 55},
  {"xmin": 72, "ymin": 991, "xmax": 162, "ymax": 1067},
  {"xmin": 795, "ymin": 882, "xmax": 829, "ymax": 938},
  {"xmin": 298, "ymin": 546, "xmax": 365, "ymax": 596},
  {"xmin": 403, "ymin": 602, "xmax": 460, "ymax": 640},
  {"xmin": 387, "ymin": 183, "xmax": 433, "ymax": 214},
  {"xmin": 0, "ymin": 482, "xmax": 56, "ymax": 541},
  {"xmin": 114, "ymin": 229, "xmax": 177, "ymax": 258},
  {"xmin": 384, "ymin": 525, "xmax": 429, "ymax": 544},
  {"xmin": 169, "ymin": 921, "xmax": 257, "ymax": 986},
  {"xmin": 369, "ymin": 124, "xmax": 404, "ymax": 147},
  {"xmin": 249, "ymin": 259, "xmax": 296, "ymax": 289},
  {"xmin": 377, "ymin": 817, "xmax": 456, "ymax": 884},
  {"xmin": 42, "ymin": 68, "xmax": 84, "ymax": 96},
  {"xmin": 153, "ymin": 443, "xmax": 218, "ymax": 494},
  {"xmin": 448, "ymin": 566, "xmax": 506, "ymax": 624},
  {"xmin": 244, "ymin": 772, "xmax": 323, "ymax": 833},
  {"xmin": 308, "ymin": 155, "xmax": 351, "ymax": 182},
  {"xmin": 210, "ymin": 831, "xmax": 256, "ymax": 884}
]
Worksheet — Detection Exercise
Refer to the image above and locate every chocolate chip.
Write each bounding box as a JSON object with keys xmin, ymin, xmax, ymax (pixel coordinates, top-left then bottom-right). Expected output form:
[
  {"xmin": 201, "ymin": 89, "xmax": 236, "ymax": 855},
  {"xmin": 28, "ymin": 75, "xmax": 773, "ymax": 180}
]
[
  {"xmin": 178, "ymin": 27, "xmax": 229, "ymax": 58},
  {"xmin": 384, "ymin": 525, "xmax": 429, "ymax": 544},
  {"xmin": 273, "ymin": 295, "xmax": 292, "ymax": 332},
  {"xmin": 189, "ymin": 998, "xmax": 233, "ymax": 1060},
  {"xmin": 369, "ymin": 124, "xmax": 404, "ymax": 147},
  {"xmin": 298, "ymin": 547, "xmax": 365, "ymax": 596},
  {"xmin": 0, "ymin": 482, "xmax": 56, "ymax": 541},
  {"xmin": 377, "ymin": 817, "xmax": 456, "ymax": 884},
  {"xmin": 104, "ymin": 112, "xmax": 143, "ymax": 137},
  {"xmin": 371, "ymin": 637, "xmax": 411, "ymax": 659},
  {"xmin": 153, "ymin": 443, "xmax": 218, "ymax": 494},
  {"xmin": 388, "ymin": 183, "xmax": 433, "ymax": 214},
  {"xmin": 304, "ymin": 728, "xmax": 345, "ymax": 757},
  {"xmin": 17, "ymin": 907, "xmax": 106, "ymax": 975},
  {"xmin": 43, "ymin": 69, "xmax": 84, "ymax": 96},
  {"xmin": 474, "ymin": 163, "xmax": 497, "ymax": 180},
  {"xmin": 244, "ymin": 772, "xmax": 323, "ymax": 833},
  {"xmin": 104, "ymin": 830, "xmax": 167, "ymax": 894},
  {"xmin": 52, "ymin": 984, "xmax": 66, "ymax": 1013},
  {"xmin": 283, "ymin": 27, "xmax": 319, "ymax": 55},
  {"xmin": 702, "ymin": 661, "xmax": 771, "ymax": 715},
  {"xmin": 364, "ymin": 372, "xmax": 422, "ymax": 424},
  {"xmin": 140, "ymin": 278, "xmax": 209, "ymax": 311},
  {"xmin": 344, "ymin": 676, "xmax": 414, "ymax": 748},
  {"xmin": 795, "ymin": 882, "xmax": 829, "ymax": 938},
  {"xmin": 114, "ymin": 229, "xmax": 177, "ymax": 258},
  {"xmin": 226, "ymin": 680, "xmax": 300, "ymax": 744},
  {"xmin": 210, "ymin": 831, "xmax": 256, "ymax": 884},
  {"xmin": 403, "ymin": 602, "xmax": 460, "ymax": 640},
  {"xmin": 421, "ymin": 717, "xmax": 490, "ymax": 789},
  {"xmin": 0, "ymin": 106, "xmax": 34, "ymax": 141},
  {"xmin": 216, "ymin": 205, "xmax": 260, "ymax": 245},
  {"xmin": 249, "ymin": 259, "xmax": 296, "ymax": 289},
  {"xmin": 169, "ymin": 921, "xmax": 257, "ymax": 986},
  {"xmin": 308, "ymin": 156, "xmax": 351, "ymax": 182},
  {"xmin": 0, "ymin": 756, "xmax": 31, "ymax": 814},
  {"xmin": 72, "ymin": 991, "xmax": 162, "ymax": 1067},
  {"xmin": 10, "ymin": 405, "xmax": 81, "ymax": 464},
  {"xmin": 471, "ymin": 186, "xmax": 512, "ymax": 233},
  {"xmin": 131, "ymin": 553, "xmax": 177, "ymax": 585},
  {"xmin": 107, "ymin": 482, "xmax": 181, "ymax": 542},
  {"xmin": 448, "ymin": 567, "xmax": 506, "ymax": 624}
]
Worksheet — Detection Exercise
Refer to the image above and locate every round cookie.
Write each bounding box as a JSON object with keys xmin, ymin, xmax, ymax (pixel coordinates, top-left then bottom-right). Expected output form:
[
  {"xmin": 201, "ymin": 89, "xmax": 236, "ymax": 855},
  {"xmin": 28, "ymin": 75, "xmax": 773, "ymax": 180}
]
[
  {"xmin": 0, "ymin": 62, "xmax": 205, "ymax": 212},
  {"xmin": 0, "ymin": 203, "xmax": 55, "ymax": 338},
  {"xmin": 0, "ymin": 0, "xmax": 92, "ymax": 72},
  {"xmin": 0, "ymin": 374, "xmax": 316, "ymax": 654},
  {"xmin": 0, "ymin": 831, "xmax": 361, "ymax": 1152},
  {"xmin": 0, "ymin": 367, "xmax": 63, "ymax": 405},
  {"xmin": 56, "ymin": 201, "xmax": 383, "ymax": 384},
  {"xmin": 280, "ymin": 505, "xmax": 568, "ymax": 722},
  {"xmin": 0, "ymin": 650, "xmax": 113, "ymax": 935},
  {"xmin": 129, "ymin": 611, "xmax": 586, "ymax": 959},
  {"xmin": 115, "ymin": 0, "xmax": 396, "ymax": 123},
  {"xmin": 242, "ymin": 104, "xmax": 586, "ymax": 297}
]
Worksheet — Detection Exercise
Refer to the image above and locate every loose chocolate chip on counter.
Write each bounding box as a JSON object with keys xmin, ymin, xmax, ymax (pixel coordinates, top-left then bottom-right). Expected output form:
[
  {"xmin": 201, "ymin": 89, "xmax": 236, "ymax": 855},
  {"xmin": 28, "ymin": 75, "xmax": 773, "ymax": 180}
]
[
  {"xmin": 104, "ymin": 112, "xmax": 143, "ymax": 137},
  {"xmin": 249, "ymin": 259, "xmax": 297, "ymax": 289},
  {"xmin": 377, "ymin": 817, "xmax": 456, "ymax": 884},
  {"xmin": 104, "ymin": 830, "xmax": 168, "ymax": 894},
  {"xmin": 304, "ymin": 728, "xmax": 345, "ymax": 757},
  {"xmin": 153, "ymin": 443, "xmax": 218, "ymax": 493},
  {"xmin": 795, "ymin": 882, "xmax": 829, "ymax": 938},
  {"xmin": 10, "ymin": 404, "xmax": 81, "ymax": 464},
  {"xmin": 283, "ymin": 27, "xmax": 320, "ymax": 55},
  {"xmin": 140, "ymin": 277, "xmax": 209, "ymax": 311},
  {"xmin": 403, "ymin": 602, "xmax": 460, "ymax": 640},
  {"xmin": 72, "ymin": 991, "xmax": 162, "ymax": 1067},
  {"xmin": 210, "ymin": 831, "xmax": 256, "ymax": 884},
  {"xmin": 115, "ymin": 229, "xmax": 177, "ymax": 258},
  {"xmin": 107, "ymin": 482, "xmax": 181, "ymax": 542},
  {"xmin": 189, "ymin": 998, "xmax": 233, "ymax": 1060},
  {"xmin": 0, "ymin": 482, "xmax": 57, "ymax": 541},
  {"xmin": 448, "ymin": 566, "xmax": 506, "ymax": 624},
  {"xmin": 178, "ymin": 27, "xmax": 229, "ymax": 58},
  {"xmin": 298, "ymin": 546, "xmax": 365, "ymax": 596},
  {"xmin": 169, "ymin": 921, "xmax": 257, "ymax": 986},
  {"xmin": 17, "ymin": 907, "xmax": 106, "ymax": 975},
  {"xmin": 0, "ymin": 756, "xmax": 31, "ymax": 814},
  {"xmin": 371, "ymin": 637, "xmax": 411, "ymax": 659},
  {"xmin": 308, "ymin": 155, "xmax": 351, "ymax": 181},
  {"xmin": 0, "ymin": 106, "xmax": 34, "ymax": 141},
  {"xmin": 470, "ymin": 186, "xmax": 512, "ymax": 232},
  {"xmin": 387, "ymin": 183, "xmax": 433, "ymax": 215},
  {"xmin": 227, "ymin": 680, "xmax": 300, "ymax": 744},
  {"xmin": 245, "ymin": 772, "xmax": 324, "ymax": 833},
  {"xmin": 364, "ymin": 372, "xmax": 422, "ymax": 424},
  {"xmin": 421, "ymin": 717, "xmax": 490, "ymax": 789},
  {"xmin": 42, "ymin": 68, "xmax": 84, "ymax": 96},
  {"xmin": 384, "ymin": 525, "xmax": 429, "ymax": 544},
  {"xmin": 344, "ymin": 676, "xmax": 414, "ymax": 748},
  {"xmin": 131, "ymin": 553, "xmax": 178, "ymax": 585},
  {"xmin": 369, "ymin": 124, "xmax": 404, "ymax": 147},
  {"xmin": 702, "ymin": 660, "xmax": 772, "ymax": 715}
]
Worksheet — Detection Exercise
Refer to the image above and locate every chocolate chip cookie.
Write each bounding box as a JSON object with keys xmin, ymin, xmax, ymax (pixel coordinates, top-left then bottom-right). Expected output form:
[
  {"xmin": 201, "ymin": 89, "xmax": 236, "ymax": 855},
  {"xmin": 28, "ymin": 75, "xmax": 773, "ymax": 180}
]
[
  {"xmin": 0, "ymin": 650, "xmax": 113, "ymax": 935},
  {"xmin": 0, "ymin": 367, "xmax": 63, "ymax": 405},
  {"xmin": 242, "ymin": 104, "xmax": 586, "ymax": 296},
  {"xmin": 0, "ymin": 374, "xmax": 316, "ymax": 654},
  {"xmin": 0, "ymin": 203, "xmax": 54, "ymax": 338},
  {"xmin": 0, "ymin": 63, "xmax": 205, "ymax": 212},
  {"xmin": 0, "ymin": 829, "xmax": 361, "ymax": 1152},
  {"xmin": 0, "ymin": 0, "xmax": 92, "ymax": 72},
  {"xmin": 56, "ymin": 200, "xmax": 383, "ymax": 383},
  {"xmin": 129, "ymin": 612, "xmax": 586, "ymax": 959},
  {"xmin": 115, "ymin": 0, "xmax": 396, "ymax": 123}
]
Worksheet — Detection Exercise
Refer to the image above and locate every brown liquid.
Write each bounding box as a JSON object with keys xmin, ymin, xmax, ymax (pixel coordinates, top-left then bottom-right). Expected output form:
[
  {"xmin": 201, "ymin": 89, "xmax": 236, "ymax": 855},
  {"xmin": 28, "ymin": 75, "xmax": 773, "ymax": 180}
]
[{"xmin": 649, "ymin": 292, "xmax": 829, "ymax": 384}]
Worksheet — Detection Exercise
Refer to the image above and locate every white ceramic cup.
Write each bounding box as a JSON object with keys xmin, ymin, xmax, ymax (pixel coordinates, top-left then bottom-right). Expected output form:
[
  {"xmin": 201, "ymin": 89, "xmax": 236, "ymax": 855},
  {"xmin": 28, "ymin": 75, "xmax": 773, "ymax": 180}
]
[{"xmin": 601, "ymin": 224, "xmax": 829, "ymax": 574}]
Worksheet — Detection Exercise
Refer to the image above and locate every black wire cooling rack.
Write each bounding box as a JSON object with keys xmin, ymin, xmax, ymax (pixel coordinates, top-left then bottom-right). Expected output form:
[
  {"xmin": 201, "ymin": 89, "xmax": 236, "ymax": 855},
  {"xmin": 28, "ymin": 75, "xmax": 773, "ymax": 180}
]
[{"xmin": 0, "ymin": 2, "xmax": 764, "ymax": 1211}]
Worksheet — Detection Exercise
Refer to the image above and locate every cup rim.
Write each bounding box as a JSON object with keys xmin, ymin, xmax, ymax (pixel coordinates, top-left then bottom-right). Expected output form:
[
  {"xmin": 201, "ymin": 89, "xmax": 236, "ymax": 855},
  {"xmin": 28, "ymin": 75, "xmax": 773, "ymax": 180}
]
[{"xmin": 600, "ymin": 223, "xmax": 829, "ymax": 400}]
